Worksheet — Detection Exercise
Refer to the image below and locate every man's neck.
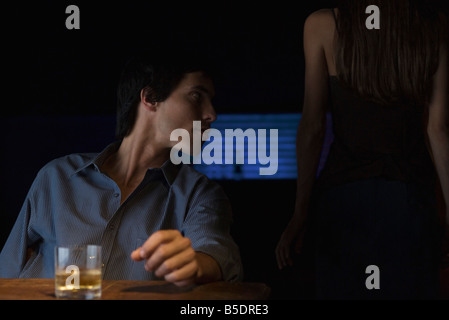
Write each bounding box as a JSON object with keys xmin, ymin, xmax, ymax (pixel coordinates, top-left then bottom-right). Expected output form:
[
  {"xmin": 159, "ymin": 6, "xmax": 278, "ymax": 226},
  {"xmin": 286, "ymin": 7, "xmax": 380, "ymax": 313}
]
[{"xmin": 102, "ymin": 135, "xmax": 170, "ymax": 189}]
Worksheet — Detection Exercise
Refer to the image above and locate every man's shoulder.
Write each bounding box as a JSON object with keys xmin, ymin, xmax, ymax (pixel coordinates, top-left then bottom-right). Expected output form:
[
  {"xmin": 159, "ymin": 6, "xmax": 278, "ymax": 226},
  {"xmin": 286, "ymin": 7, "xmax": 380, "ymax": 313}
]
[
  {"xmin": 176, "ymin": 164, "xmax": 228, "ymax": 198},
  {"xmin": 177, "ymin": 164, "xmax": 215, "ymax": 185},
  {"xmin": 38, "ymin": 152, "xmax": 97, "ymax": 177}
]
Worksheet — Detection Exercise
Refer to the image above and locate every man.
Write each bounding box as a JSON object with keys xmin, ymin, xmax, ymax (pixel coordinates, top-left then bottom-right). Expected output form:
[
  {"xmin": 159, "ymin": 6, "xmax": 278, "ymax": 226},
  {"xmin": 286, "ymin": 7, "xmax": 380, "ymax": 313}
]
[{"xmin": 0, "ymin": 51, "xmax": 243, "ymax": 286}]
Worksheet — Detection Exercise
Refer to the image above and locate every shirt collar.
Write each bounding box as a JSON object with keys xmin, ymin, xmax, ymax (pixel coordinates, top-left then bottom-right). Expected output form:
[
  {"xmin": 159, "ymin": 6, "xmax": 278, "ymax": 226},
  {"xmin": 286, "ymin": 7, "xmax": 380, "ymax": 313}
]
[
  {"xmin": 158, "ymin": 159, "xmax": 182, "ymax": 186},
  {"xmin": 71, "ymin": 141, "xmax": 121, "ymax": 177},
  {"xmin": 71, "ymin": 141, "xmax": 182, "ymax": 186}
]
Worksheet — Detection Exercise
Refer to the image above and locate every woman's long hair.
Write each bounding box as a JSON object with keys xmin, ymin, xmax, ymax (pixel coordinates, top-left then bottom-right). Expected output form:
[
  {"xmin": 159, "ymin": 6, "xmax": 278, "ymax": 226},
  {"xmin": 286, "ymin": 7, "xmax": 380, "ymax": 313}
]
[{"xmin": 335, "ymin": 0, "xmax": 447, "ymax": 106}]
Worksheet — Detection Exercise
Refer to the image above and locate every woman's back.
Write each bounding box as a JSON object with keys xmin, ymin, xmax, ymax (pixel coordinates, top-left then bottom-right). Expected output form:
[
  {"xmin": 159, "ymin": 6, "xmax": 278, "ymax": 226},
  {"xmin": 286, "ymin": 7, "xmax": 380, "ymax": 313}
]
[
  {"xmin": 319, "ymin": 75, "xmax": 435, "ymax": 189},
  {"xmin": 312, "ymin": 4, "xmax": 445, "ymax": 190},
  {"xmin": 276, "ymin": 0, "xmax": 449, "ymax": 299}
]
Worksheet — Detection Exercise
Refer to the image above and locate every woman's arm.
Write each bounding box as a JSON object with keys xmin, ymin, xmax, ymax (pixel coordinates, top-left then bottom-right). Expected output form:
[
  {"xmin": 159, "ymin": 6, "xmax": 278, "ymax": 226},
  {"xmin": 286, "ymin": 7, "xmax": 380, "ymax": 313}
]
[
  {"xmin": 427, "ymin": 41, "xmax": 449, "ymax": 224},
  {"xmin": 275, "ymin": 9, "xmax": 332, "ymax": 269}
]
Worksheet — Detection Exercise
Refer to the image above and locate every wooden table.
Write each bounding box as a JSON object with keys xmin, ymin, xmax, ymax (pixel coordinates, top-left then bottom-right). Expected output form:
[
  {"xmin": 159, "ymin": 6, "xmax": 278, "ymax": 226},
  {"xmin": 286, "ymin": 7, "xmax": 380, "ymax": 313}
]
[{"xmin": 0, "ymin": 278, "xmax": 271, "ymax": 300}]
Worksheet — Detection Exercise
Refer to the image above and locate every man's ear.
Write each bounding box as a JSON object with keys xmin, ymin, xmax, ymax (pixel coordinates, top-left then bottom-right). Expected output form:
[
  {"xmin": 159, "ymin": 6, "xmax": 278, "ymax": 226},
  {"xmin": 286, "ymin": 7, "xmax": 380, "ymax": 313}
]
[{"xmin": 141, "ymin": 86, "xmax": 158, "ymax": 111}]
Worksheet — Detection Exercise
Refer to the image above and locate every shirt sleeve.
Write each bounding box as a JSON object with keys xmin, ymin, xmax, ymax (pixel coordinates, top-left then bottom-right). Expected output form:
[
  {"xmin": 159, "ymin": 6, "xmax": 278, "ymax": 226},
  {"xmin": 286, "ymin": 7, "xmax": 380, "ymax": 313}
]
[
  {"xmin": 182, "ymin": 178, "xmax": 244, "ymax": 282},
  {"xmin": 0, "ymin": 173, "xmax": 43, "ymax": 278},
  {"xmin": 0, "ymin": 195, "xmax": 36, "ymax": 277}
]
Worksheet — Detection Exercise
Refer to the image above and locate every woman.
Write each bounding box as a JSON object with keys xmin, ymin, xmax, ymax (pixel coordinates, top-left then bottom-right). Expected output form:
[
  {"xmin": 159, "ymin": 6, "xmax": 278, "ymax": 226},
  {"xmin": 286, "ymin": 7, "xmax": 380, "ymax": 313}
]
[{"xmin": 275, "ymin": 0, "xmax": 448, "ymax": 299}]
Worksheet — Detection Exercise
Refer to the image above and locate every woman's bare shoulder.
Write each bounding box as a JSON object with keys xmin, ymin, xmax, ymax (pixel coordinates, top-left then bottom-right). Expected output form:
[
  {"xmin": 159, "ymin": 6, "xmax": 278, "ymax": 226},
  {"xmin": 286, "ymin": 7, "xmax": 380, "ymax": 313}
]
[
  {"xmin": 303, "ymin": 8, "xmax": 337, "ymax": 47},
  {"xmin": 305, "ymin": 8, "xmax": 335, "ymax": 25},
  {"xmin": 304, "ymin": 8, "xmax": 336, "ymax": 36}
]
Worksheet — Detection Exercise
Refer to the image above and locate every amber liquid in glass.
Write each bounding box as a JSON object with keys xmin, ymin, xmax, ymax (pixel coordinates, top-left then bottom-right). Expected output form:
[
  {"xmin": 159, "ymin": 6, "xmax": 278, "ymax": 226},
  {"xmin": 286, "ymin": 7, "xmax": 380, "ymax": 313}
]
[{"xmin": 55, "ymin": 268, "xmax": 101, "ymax": 299}]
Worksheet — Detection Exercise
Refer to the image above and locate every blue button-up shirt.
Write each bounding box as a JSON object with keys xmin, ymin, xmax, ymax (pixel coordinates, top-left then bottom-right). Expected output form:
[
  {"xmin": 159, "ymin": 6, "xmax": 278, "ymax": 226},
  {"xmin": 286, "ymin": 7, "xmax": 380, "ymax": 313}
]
[{"xmin": 0, "ymin": 142, "xmax": 243, "ymax": 281}]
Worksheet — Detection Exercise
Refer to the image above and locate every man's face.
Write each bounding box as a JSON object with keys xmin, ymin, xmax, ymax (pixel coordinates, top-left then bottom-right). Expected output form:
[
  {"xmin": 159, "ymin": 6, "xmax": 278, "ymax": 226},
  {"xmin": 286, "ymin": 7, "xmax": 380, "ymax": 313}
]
[{"xmin": 155, "ymin": 71, "xmax": 217, "ymax": 152}]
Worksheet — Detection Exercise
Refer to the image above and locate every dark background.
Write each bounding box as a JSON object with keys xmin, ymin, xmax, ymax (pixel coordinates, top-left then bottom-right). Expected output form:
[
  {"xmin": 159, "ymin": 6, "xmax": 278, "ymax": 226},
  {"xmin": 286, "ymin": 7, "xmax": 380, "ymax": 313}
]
[{"xmin": 1, "ymin": 0, "xmax": 334, "ymax": 299}]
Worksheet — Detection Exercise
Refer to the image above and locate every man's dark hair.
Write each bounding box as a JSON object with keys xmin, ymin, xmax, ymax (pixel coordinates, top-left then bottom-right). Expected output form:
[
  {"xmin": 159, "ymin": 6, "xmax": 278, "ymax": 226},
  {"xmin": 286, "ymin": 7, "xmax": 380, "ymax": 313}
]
[{"xmin": 116, "ymin": 50, "xmax": 215, "ymax": 139}]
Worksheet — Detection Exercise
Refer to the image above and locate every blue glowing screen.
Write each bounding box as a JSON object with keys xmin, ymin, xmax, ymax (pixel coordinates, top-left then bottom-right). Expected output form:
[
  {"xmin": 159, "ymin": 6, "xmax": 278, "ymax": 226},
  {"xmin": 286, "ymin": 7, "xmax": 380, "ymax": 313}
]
[{"xmin": 192, "ymin": 113, "xmax": 333, "ymax": 180}]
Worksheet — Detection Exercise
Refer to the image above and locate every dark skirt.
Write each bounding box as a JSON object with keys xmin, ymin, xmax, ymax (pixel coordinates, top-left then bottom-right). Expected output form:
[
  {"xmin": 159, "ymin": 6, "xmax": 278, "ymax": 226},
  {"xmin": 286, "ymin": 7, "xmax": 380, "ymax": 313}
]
[{"xmin": 312, "ymin": 178, "xmax": 441, "ymax": 300}]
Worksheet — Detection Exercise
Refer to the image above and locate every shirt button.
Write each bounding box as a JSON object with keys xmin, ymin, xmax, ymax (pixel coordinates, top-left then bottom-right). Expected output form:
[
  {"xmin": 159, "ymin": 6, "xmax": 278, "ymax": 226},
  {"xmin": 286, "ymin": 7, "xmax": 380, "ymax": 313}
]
[{"xmin": 113, "ymin": 193, "xmax": 120, "ymax": 198}]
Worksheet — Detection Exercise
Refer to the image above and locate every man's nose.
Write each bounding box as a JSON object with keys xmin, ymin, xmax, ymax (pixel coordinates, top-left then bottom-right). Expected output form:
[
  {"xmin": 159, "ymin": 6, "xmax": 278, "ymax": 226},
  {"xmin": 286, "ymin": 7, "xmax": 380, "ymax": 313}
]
[{"xmin": 203, "ymin": 102, "xmax": 217, "ymax": 124}]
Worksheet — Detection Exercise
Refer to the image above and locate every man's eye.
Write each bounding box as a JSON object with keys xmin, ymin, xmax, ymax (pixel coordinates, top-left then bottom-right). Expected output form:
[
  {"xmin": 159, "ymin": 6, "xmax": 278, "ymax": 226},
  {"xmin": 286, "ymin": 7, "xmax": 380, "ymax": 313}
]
[{"xmin": 191, "ymin": 91, "xmax": 201, "ymax": 101}]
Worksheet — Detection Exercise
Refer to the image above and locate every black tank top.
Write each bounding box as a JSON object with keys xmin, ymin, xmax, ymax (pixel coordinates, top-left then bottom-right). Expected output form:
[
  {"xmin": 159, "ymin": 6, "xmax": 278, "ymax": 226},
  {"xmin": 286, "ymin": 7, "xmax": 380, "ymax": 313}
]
[
  {"xmin": 316, "ymin": 76, "xmax": 436, "ymax": 190},
  {"xmin": 317, "ymin": 9, "xmax": 436, "ymax": 190}
]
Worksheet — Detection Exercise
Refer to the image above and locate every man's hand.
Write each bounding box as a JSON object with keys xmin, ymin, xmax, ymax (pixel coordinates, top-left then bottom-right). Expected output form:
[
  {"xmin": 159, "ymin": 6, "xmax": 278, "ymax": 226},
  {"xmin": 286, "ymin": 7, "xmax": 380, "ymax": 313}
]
[{"xmin": 131, "ymin": 230, "xmax": 199, "ymax": 287}]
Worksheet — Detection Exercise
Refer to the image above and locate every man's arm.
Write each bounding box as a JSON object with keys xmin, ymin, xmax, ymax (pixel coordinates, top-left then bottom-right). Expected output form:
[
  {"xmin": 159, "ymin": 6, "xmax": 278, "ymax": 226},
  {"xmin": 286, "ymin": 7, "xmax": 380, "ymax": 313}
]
[
  {"xmin": 131, "ymin": 177, "xmax": 243, "ymax": 286},
  {"xmin": 130, "ymin": 230, "xmax": 222, "ymax": 286},
  {"xmin": 0, "ymin": 196, "xmax": 35, "ymax": 278}
]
